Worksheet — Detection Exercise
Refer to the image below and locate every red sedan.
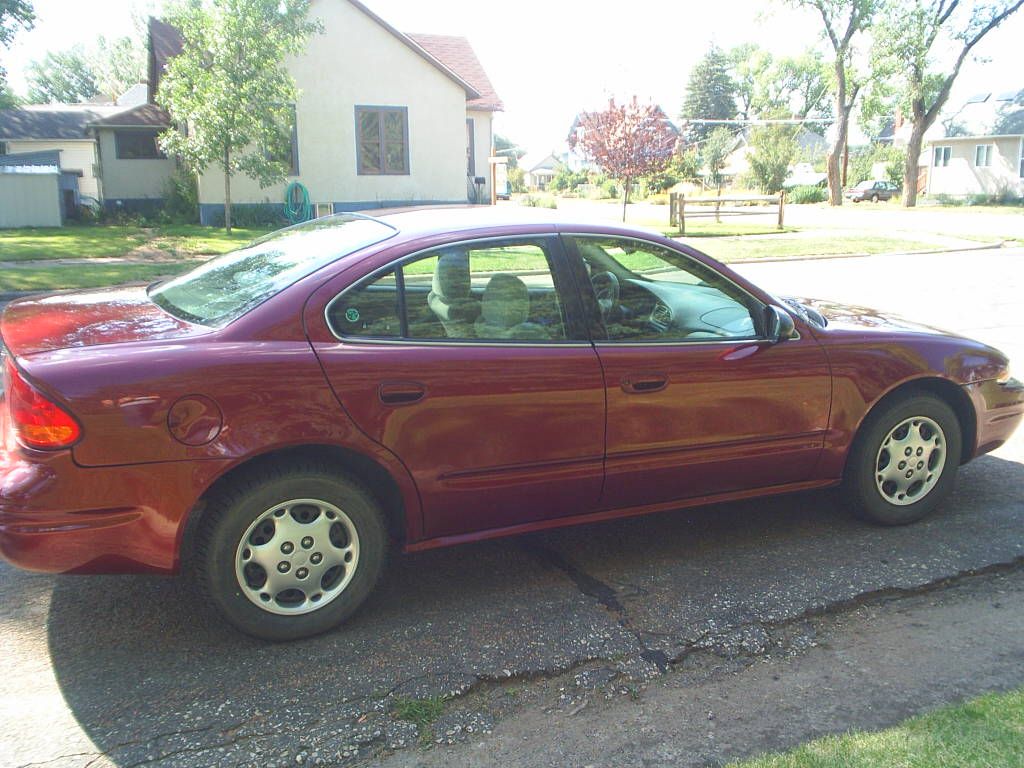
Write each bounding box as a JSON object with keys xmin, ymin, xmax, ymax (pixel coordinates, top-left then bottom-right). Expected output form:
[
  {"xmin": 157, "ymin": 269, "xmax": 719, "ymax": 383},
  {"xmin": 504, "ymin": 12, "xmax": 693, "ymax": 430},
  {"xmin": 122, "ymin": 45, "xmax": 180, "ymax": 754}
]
[{"xmin": 1, "ymin": 209, "xmax": 1021, "ymax": 640}]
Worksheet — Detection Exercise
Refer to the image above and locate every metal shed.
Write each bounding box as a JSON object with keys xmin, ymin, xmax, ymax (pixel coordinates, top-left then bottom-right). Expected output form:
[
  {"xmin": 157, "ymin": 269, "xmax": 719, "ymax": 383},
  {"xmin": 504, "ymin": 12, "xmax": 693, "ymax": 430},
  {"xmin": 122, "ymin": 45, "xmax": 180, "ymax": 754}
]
[{"xmin": 0, "ymin": 150, "xmax": 65, "ymax": 228}]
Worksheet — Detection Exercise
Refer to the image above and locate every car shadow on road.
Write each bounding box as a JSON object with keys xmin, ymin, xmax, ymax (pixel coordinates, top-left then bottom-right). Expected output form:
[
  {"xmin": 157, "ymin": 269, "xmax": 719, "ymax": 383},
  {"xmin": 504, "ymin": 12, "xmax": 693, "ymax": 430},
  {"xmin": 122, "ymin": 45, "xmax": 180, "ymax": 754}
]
[{"xmin": 40, "ymin": 454, "xmax": 1024, "ymax": 765}]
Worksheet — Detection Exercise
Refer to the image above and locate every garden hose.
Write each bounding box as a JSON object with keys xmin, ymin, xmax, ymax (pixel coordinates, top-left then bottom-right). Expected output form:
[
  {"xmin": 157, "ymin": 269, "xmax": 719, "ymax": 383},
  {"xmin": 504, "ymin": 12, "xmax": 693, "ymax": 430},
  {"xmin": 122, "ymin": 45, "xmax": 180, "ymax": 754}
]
[{"xmin": 284, "ymin": 181, "xmax": 313, "ymax": 224}]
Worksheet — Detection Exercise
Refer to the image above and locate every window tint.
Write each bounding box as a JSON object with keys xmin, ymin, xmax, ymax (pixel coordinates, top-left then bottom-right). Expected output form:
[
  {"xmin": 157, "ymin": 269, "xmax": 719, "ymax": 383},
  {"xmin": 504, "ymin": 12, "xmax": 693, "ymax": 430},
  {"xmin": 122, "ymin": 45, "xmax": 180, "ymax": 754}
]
[
  {"xmin": 571, "ymin": 236, "xmax": 762, "ymax": 343},
  {"xmin": 328, "ymin": 240, "xmax": 570, "ymax": 342},
  {"xmin": 356, "ymin": 106, "xmax": 408, "ymax": 175}
]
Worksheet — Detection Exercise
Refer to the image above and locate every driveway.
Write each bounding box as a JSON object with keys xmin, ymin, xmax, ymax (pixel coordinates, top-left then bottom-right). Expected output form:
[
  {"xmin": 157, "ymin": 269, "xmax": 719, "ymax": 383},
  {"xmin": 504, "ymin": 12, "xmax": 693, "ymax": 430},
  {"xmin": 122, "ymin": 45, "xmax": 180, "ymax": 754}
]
[{"xmin": 2, "ymin": 247, "xmax": 1023, "ymax": 768}]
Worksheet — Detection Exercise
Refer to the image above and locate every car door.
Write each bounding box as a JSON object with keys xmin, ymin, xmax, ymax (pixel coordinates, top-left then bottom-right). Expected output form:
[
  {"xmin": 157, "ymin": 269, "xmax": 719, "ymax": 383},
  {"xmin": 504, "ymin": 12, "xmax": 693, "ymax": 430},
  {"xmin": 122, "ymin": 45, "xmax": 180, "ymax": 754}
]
[
  {"xmin": 310, "ymin": 235, "xmax": 606, "ymax": 539},
  {"xmin": 564, "ymin": 234, "xmax": 832, "ymax": 510}
]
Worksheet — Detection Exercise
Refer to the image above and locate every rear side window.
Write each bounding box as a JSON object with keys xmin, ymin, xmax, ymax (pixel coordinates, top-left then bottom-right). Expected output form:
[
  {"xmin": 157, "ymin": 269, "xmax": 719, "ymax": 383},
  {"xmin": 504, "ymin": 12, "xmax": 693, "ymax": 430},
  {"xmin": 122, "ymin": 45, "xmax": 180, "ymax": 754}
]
[
  {"xmin": 327, "ymin": 239, "xmax": 572, "ymax": 342},
  {"xmin": 149, "ymin": 214, "xmax": 396, "ymax": 327}
]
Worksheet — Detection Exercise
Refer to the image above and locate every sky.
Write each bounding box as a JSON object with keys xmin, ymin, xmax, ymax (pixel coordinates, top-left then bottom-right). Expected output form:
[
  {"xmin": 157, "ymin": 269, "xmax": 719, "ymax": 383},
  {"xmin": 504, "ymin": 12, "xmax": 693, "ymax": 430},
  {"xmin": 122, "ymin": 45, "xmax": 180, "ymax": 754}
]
[{"xmin": 3, "ymin": 0, "xmax": 1023, "ymax": 157}]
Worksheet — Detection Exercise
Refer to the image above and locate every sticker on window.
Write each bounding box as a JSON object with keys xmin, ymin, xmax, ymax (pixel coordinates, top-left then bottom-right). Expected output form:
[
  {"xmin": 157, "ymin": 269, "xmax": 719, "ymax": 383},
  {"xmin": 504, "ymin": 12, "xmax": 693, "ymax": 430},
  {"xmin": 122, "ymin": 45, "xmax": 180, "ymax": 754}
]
[{"xmin": 345, "ymin": 308, "xmax": 360, "ymax": 323}]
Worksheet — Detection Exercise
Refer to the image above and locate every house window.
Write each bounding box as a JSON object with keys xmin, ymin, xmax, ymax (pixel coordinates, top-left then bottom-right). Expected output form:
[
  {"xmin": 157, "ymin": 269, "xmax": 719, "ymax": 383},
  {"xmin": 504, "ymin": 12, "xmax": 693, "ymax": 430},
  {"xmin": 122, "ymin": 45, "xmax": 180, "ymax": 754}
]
[
  {"xmin": 932, "ymin": 146, "xmax": 951, "ymax": 167},
  {"xmin": 974, "ymin": 144, "xmax": 993, "ymax": 167},
  {"xmin": 466, "ymin": 118, "xmax": 475, "ymax": 176},
  {"xmin": 355, "ymin": 106, "xmax": 409, "ymax": 175},
  {"xmin": 115, "ymin": 130, "xmax": 165, "ymax": 159},
  {"xmin": 266, "ymin": 104, "xmax": 299, "ymax": 176}
]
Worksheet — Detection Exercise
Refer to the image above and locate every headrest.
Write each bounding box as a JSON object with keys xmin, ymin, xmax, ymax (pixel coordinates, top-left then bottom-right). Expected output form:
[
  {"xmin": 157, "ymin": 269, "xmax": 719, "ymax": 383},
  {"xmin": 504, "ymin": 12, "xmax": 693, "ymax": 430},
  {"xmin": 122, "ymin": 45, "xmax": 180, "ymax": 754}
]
[
  {"xmin": 431, "ymin": 250, "xmax": 471, "ymax": 301},
  {"xmin": 481, "ymin": 273, "xmax": 529, "ymax": 328}
]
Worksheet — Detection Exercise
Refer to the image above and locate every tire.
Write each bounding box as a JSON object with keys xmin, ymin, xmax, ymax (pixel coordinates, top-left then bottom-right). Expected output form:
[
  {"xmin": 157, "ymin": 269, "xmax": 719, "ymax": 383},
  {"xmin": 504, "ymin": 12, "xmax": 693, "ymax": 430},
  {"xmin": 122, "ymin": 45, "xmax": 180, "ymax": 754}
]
[
  {"xmin": 842, "ymin": 393, "xmax": 962, "ymax": 525},
  {"xmin": 871, "ymin": 193, "xmax": 879, "ymax": 202},
  {"xmin": 195, "ymin": 461, "xmax": 388, "ymax": 640}
]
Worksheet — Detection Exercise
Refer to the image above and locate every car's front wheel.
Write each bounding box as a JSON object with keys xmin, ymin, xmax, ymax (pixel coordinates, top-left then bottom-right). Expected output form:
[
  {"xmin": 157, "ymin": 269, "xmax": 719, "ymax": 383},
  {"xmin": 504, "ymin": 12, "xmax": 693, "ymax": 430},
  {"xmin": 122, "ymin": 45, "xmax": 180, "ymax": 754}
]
[
  {"xmin": 195, "ymin": 462, "xmax": 388, "ymax": 640},
  {"xmin": 843, "ymin": 393, "xmax": 962, "ymax": 525}
]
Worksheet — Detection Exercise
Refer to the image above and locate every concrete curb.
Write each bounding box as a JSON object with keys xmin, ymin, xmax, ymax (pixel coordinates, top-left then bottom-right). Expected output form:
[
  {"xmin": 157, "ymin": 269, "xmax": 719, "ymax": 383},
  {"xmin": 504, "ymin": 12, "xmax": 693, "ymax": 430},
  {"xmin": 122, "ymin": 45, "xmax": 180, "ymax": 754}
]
[{"xmin": 713, "ymin": 240, "xmax": 1007, "ymax": 265}]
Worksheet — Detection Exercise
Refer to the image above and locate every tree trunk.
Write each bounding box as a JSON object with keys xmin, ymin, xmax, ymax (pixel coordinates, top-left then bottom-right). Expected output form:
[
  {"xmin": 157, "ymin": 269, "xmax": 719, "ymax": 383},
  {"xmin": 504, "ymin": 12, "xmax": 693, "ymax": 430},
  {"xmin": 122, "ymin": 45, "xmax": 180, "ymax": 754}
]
[
  {"xmin": 826, "ymin": 104, "xmax": 849, "ymax": 206},
  {"xmin": 622, "ymin": 176, "xmax": 630, "ymax": 222},
  {"xmin": 223, "ymin": 147, "xmax": 233, "ymax": 233},
  {"xmin": 903, "ymin": 124, "xmax": 925, "ymax": 208}
]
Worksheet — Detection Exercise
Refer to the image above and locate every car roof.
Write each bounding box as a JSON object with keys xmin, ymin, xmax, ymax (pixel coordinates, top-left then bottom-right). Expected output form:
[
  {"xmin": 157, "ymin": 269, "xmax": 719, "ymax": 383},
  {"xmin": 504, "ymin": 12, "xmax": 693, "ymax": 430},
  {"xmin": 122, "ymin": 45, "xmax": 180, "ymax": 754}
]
[{"xmin": 344, "ymin": 205, "xmax": 661, "ymax": 241}]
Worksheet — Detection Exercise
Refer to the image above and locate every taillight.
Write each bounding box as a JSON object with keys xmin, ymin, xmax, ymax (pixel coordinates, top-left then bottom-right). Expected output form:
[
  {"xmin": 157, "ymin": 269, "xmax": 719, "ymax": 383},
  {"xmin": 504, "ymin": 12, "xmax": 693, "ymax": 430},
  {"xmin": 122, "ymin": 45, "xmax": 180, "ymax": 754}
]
[{"xmin": 4, "ymin": 359, "xmax": 81, "ymax": 450}]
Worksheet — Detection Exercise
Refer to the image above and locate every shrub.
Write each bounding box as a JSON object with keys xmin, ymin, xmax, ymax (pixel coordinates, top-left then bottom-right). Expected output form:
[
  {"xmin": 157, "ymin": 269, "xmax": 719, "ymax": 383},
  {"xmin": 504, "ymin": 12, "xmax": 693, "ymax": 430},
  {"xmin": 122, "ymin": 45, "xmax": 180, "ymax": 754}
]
[
  {"xmin": 519, "ymin": 194, "xmax": 557, "ymax": 209},
  {"xmin": 160, "ymin": 169, "xmax": 200, "ymax": 224},
  {"xmin": 548, "ymin": 163, "xmax": 588, "ymax": 193},
  {"xmin": 788, "ymin": 185, "xmax": 827, "ymax": 204}
]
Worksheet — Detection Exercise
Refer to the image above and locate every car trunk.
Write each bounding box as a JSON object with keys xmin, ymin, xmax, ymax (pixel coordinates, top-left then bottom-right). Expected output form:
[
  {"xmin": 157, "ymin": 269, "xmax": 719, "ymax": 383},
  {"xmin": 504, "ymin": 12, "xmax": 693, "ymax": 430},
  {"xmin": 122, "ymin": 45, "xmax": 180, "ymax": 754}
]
[{"xmin": 0, "ymin": 286, "xmax": 209, "ymax": 359}]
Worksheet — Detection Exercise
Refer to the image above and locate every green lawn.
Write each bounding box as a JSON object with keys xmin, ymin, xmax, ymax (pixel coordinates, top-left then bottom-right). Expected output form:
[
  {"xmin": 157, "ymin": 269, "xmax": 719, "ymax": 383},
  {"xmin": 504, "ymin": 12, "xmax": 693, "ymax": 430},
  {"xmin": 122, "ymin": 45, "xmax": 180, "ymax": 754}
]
[
  {"xmin": 729, "ymin": 687, "xmax": 1024, "ymax": 768},
  {"xmin": 0, "ymin": 261, "xmax": 201, "ymax": 291},
  {"xmin": 0, "ymin": 224, "xmax": 271, "ymax": 262},
  {"xmin": 691, "ymin": 235, "xmax": 940, "ymax": 262}
]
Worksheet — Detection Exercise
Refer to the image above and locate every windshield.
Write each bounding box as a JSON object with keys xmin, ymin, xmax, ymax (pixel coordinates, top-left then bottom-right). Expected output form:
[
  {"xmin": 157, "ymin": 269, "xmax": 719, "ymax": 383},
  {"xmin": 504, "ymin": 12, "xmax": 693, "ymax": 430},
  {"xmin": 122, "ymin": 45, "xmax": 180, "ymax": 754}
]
[{"xmin": 149, "ymin": 214, "xmax": 397, "ymax": 326}]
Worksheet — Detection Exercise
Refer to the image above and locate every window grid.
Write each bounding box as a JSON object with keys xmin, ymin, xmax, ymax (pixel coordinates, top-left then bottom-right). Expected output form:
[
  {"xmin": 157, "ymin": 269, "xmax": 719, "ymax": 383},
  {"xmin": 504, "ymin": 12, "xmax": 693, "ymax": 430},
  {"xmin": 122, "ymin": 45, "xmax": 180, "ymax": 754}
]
[{"xmin": 355, "ymin": 106, "xmax": 409, "ymax": 175}]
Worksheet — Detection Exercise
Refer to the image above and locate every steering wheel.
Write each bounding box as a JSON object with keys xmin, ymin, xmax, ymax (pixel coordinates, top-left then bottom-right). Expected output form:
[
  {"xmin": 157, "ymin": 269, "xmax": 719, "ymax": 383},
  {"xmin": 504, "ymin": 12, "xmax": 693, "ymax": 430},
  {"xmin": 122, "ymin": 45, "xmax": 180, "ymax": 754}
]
[{"xmin": 591, "ymin": 270, "xmax": 620, "ymax": 315}]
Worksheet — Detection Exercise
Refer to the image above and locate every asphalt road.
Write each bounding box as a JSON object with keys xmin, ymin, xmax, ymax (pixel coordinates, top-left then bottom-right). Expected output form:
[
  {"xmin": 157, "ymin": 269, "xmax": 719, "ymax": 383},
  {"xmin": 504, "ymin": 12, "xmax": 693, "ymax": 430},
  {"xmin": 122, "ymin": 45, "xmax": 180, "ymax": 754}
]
[{"xmin": 1, "ymin": 247, "xmax": 1023, "ymax": 768}]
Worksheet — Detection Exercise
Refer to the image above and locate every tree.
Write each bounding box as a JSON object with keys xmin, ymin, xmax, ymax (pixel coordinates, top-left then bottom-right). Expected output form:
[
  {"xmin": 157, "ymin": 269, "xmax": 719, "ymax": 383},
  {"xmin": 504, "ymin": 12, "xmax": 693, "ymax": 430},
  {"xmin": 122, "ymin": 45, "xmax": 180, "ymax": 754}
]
[
  {"xmin": 867, "ymin": 0, "xmax": 1024, "ymax": 207},
  {"xmin": 570, "ymin": 97, "xmax": 678, "ymax": 221},
  {"xmin": 702, "ymin": 126, "xmax": 734, "ymax": 189},
  {"xmin": 680, "ymin": 45, "xmax": 738, "ymax": 143},
  {"xmin": 993, "ymin": 91, "xmax": 1024, "ymax": 134},
  {"xmin": 493, "ymin": 133, "xmax": 524, "ymax": 169},
  {"xmin": 1, "ymin": 0, "xmax": 34, "ymax": 108},
  {"xmin": 91, "ymin": 35, "xmax": 146, "ymax": 101},
  {"xmin": 26, "ymin": 47, "xmax": 99, "ymax": 103},
  {"xmin": 158, "ymin": 0, "xmax": 321, "ymax": 232},
  {"xmin": 747, "ymin": 125, "xmax": 799, "ymax": 192},
  {"xmin": 731, "ymin": 44, "xmax": 833, "ymax": 124},
  {"xmin": 791, "ymin": 0, "xmax": 881, "ymax": 205}
]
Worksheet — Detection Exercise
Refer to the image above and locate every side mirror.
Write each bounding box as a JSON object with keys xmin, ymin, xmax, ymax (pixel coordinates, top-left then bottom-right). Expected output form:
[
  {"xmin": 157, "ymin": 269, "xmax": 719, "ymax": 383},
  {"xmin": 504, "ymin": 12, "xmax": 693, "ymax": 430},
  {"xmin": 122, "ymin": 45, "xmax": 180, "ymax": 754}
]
[{"xmin": 766, "ymin": 305, "xmax": 797, "ymax": 342}]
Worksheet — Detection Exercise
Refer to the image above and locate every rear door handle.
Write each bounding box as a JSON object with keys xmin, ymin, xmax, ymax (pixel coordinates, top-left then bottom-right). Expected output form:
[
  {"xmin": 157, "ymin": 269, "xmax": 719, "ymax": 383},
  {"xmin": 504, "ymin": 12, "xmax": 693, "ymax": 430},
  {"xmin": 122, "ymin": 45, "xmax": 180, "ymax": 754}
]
[
  {"xmin": 621, "ymin": 374, "xmax": 668, "ymax": 394},
  {"xmin": 378, "ymin": 381, "xmax": 426, "ymax": 405}
]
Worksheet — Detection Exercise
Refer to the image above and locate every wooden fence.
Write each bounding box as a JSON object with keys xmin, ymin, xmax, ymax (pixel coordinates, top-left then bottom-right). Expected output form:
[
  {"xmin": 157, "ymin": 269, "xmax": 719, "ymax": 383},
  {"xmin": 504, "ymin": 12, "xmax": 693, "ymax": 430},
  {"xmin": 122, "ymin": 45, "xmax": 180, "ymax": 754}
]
[{"xmin": 669, "ymin": 192, "xmax": 786, "ymax": 234}]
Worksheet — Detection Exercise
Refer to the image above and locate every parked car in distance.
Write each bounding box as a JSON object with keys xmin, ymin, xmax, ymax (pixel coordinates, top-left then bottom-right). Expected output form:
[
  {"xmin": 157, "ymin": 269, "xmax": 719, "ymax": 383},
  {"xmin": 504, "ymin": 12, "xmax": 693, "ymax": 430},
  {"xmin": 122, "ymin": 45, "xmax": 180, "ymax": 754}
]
[
  {"xmin": 2, "ymin": 209, "xmax": 1021, "ymax": 640},
  {"xmin": 846, "ymin": 179, "xmax": 899, "ymax": 202}
]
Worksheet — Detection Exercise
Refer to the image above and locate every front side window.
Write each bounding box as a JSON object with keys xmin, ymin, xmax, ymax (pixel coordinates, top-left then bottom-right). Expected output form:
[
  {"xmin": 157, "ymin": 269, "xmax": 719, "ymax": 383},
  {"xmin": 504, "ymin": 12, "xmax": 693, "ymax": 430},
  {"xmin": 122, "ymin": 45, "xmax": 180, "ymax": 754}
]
[
  {"xmin": 933, "ymin": 146, "xmax": 951, "ymax": 167},
  {"xmin": 115, "ymin": 130, "xmax": 165, "ymax": 159},
  {"xmin": 356, "ymin": 106, "xmax": 408, "ymax": 175},
  {"xmin": 974, "ymin": 144, "xmax": 993, "ymax": 167},
  {"xmin": 569, "ymin": 236, "xmax": 763, "ymax": 343},
  {"xmin": 329, "ymin": 239, "xmax": 571, "ymax": 342}
]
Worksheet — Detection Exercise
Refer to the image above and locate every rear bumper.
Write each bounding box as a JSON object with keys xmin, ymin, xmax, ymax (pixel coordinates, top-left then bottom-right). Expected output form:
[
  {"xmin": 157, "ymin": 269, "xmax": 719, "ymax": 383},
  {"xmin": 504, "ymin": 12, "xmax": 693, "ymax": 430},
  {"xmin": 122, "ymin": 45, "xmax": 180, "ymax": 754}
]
[
  {"xmin": 965, "ymin": 378, "xmax": 1024, "ymax": 459},
  {"xmin": 0, "ymin": 445, "xmax": 227, "ymax": 574}
]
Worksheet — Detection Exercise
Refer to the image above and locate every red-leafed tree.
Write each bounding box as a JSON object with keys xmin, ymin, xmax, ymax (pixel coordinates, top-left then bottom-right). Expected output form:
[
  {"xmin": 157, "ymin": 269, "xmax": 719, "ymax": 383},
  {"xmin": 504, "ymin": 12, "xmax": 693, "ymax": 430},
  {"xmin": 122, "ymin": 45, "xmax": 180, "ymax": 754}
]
[{"xmin": 570, "ymin": 97, "xmax": 679, "ymax": 221}]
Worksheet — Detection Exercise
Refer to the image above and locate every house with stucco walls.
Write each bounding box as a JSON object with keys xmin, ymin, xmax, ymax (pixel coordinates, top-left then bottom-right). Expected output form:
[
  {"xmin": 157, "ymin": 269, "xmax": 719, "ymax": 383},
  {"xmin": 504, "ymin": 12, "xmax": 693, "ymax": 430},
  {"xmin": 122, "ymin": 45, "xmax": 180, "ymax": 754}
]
[{"xmin": 149, "ymin": 0, "xmax": 503, "ymax": 225}]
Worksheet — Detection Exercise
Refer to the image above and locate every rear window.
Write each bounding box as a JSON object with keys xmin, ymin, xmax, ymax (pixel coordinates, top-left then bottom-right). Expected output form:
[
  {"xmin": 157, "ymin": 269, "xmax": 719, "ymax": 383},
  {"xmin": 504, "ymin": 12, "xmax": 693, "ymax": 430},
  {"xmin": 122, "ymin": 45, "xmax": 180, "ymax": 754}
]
[{"xmin": 148, "ymin": 214, "xmax": 396, "ymax": 327}]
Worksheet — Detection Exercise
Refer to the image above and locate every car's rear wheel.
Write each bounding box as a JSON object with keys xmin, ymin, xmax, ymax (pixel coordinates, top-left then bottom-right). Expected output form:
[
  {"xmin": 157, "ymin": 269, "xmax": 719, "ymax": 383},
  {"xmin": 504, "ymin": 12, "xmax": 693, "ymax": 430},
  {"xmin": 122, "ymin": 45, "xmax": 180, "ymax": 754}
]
[
  {"xmin": 195, "ymin": 462, "xmax": 387, "ymax": 640},
  {"xmin": 842, "ymin": 393, "xmax": 961, "ymax": 525}
]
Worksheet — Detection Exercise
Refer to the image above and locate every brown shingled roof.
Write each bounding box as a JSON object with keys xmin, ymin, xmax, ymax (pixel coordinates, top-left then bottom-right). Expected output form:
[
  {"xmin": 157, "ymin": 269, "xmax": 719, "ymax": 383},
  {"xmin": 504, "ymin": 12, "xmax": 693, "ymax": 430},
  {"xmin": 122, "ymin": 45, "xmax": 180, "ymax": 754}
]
[
  {"xmin": 89, "ymin": 103, "xmax": 170, "ymax": 129},
  {"xmin": 406, "ymin": 34, "xmax": 503, "ymax": 112}
]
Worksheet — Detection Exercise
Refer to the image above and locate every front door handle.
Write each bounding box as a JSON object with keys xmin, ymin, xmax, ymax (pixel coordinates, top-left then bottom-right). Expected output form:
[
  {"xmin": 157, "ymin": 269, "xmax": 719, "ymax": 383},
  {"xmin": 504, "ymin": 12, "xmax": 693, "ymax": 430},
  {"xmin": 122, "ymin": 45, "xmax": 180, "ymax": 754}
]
[
  {"xmin": 378, "ymin": 381, "xmax": 426, "ymax": 405},
  {"xmin": 621, "ymin": 374, "xmax": 668, "ymax": 394}
]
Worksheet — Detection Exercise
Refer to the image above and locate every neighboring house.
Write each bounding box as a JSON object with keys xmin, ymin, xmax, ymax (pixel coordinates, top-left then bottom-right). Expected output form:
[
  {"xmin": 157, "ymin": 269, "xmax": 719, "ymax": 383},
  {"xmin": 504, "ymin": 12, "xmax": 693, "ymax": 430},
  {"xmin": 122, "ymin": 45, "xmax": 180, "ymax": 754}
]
[
  {"xmin": 0, "ymin": 91, "xmax": 174, "ymax": 217},
  {"xmin": 90, "ymin": 103, "xmax": 176, "ymax": 212},
  {"xmin": 149, "ymin": 0, "xmax": 503, "ymax": 225},
  {"xmin": 718, "ymin": 128, "xmax": 827, "ymax": 182},
  {"xmin": 0, "ymin": 104, "xmax": 123, "ymax": 203},
  {"xmin": 922, "ymin": 134, "xmax": 1024, "ymax": 199},
  {"xmin": 522, "ymin": 153, "xmax": 560, "ymax": 190}
]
